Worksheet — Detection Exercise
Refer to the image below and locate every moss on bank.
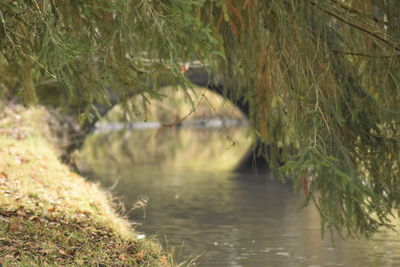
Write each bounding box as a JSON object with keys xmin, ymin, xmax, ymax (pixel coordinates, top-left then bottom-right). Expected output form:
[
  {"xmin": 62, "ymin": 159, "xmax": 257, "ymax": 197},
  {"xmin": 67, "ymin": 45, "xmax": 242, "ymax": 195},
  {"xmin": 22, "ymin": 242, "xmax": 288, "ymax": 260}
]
[{"xmin": 0, "ymin": 106, "xmax": 170, "ymax": 266}]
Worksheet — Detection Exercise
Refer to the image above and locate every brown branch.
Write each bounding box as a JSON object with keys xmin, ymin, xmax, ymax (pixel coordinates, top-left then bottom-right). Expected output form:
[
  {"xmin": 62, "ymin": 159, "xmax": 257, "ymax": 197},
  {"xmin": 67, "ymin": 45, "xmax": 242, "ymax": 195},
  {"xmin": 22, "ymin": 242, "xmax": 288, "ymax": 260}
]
[
  {"xmin": 227, "ymin": 1, "xmax": 245, "ymax": 31},
  {"xmin": 243, "ymin": 0, "xmax": 252, "ymax": 9},
  {"xmin": 162, "ymin": 112, "xmax": 192, "ymax": 129},
  {"xmin": 216, "ymin": 10, "xmax": 224, "ymax": 32},
  {"xmin": 228, "ymin": 18, "xmax": 239, "ymax": 36},
  {"xmin": 154, "ymin": 110, "xmax": 193, "ymax": 139}
]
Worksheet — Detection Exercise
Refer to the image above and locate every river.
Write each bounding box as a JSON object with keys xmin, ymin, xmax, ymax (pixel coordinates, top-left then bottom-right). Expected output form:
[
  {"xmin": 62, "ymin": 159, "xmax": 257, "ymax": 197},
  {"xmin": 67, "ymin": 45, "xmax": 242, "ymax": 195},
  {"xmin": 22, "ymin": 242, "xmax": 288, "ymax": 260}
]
[{"xmin": 78, "ymin": 126, "xmax": 400, "ymax": 267}]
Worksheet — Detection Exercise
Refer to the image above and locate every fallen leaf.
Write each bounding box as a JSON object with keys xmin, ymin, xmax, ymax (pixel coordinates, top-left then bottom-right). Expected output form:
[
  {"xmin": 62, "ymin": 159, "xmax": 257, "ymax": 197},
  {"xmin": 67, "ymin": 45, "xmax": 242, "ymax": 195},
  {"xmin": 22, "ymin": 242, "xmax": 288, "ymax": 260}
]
[
  {"xmin": 23, "ymin": 241, "xmax": 35, "ymax": 247},
  {"xmin": 118, "ymin": 253, "xmax": 126, "ymax": 261},
  {"xmin": 160, "ymin": 256, "xmax": 168, "ymax": 265},
  {"xmin": 8, "ymin": 218, "xmax": 22, "ymax": 232},
  {"xmin": 40, "ymin": 249, "xmax": 51, "ymax": 255},
  {"xmin": 18, "ymin": 156, "xmax": 30, "ymax": 164},
  {"xmin": 0, "ymin": 210, "xmax": 14, "ymax": 217},
  {"xmin": 28, "ymin": 215, "xmax": 39, "ymax": 221},
  {"xmin": 48, "ymin": 206, "xmax": 56, "ymax": 212},
  {"xmin": 0, "ymin": 172, "xmax": 8, "ymax": 179},
  {"xmin": 134, "ymin": 250, "xmax": 145, "ymax": 260}
]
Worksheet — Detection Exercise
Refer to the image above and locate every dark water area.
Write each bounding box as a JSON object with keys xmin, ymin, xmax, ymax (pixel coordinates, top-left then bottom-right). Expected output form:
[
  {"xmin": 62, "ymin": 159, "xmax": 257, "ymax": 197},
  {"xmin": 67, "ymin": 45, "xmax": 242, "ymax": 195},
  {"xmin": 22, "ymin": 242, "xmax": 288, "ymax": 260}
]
[
  {"xmin": 79, "ymin": 127, "xmax": 400, "ymax": 267},
  {"xmin": 81, "ymin": 167, "xmax": 400, "ymax": 267}
]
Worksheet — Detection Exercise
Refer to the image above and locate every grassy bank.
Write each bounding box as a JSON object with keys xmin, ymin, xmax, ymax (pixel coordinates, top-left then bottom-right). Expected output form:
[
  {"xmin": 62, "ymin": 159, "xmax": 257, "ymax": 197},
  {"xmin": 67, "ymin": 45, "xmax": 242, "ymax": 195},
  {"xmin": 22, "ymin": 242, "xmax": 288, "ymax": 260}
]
[{"xmin": 0, "ymin": 106, "xmax": 169, "ymax": 266}]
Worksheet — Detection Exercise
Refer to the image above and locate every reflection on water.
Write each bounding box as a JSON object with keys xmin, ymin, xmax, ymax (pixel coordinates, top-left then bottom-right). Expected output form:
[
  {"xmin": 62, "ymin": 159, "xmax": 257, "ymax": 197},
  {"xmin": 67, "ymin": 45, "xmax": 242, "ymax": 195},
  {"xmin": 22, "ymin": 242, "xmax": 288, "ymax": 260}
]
[
  {"xmin": 79, "ymin": 126, "xmax": 252, "ymax": 172},
  {"xmin": 79, "ymin": 128, "xmax": 400, "ymax": 267}
]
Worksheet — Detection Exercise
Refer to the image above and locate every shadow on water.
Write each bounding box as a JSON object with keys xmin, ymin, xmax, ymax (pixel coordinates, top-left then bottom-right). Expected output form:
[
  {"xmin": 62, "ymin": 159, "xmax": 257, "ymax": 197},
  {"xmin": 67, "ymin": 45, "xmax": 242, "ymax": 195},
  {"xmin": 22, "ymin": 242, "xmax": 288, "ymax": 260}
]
[{"xmin": 234, "ymin": 146, "xmax": 271, "ymax": 174}]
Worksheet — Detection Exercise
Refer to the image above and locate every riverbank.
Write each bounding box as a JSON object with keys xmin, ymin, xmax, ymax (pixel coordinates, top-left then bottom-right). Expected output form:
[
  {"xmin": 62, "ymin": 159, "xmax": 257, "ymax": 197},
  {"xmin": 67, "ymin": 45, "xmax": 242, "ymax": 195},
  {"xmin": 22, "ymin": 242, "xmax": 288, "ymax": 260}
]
[{"xmin": 0, "ymin": 106, "xmax": 169, "ymax": 266}]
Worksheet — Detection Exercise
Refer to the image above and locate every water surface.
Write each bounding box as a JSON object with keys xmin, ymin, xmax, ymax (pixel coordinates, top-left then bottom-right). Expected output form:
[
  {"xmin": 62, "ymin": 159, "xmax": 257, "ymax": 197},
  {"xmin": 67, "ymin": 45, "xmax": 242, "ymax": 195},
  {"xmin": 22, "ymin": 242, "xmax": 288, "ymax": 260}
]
[
  {"xmin": 81, "ymin": 165, "xmax": 400, "ymax": 266},
  {"xmin": 78, "ymin": 128, "xmax": 400, "ymax": 267}
]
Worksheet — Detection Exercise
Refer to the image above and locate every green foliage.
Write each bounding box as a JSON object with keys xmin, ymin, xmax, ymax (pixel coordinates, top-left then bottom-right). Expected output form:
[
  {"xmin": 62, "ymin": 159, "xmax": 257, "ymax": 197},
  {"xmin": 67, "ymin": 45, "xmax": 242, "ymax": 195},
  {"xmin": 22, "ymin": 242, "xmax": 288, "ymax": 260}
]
[
  {"xmin": 206, "ymin": 0, "xmax": 400, "ymax": 238},
  {"xmin": 1, "ymin": 0, "xmax": 400, "ymax": 238},
  {"xmin": 0, "ymin": 0, "xmax": 218, "ymax": 117}
]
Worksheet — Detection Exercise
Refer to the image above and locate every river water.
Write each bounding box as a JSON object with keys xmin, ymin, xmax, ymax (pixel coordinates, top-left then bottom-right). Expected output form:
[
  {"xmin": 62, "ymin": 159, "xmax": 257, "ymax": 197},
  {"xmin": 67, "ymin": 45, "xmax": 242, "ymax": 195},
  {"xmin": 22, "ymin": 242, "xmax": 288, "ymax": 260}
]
[{"xmin": 79, "ymin": 127, "xmax": 400, "ymax": 267}]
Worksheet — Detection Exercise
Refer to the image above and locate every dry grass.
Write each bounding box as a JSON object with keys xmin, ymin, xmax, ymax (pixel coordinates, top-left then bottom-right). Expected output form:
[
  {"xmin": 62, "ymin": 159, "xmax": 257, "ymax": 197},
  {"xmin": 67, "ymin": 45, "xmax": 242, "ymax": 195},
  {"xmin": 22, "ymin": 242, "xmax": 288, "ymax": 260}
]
[{"xmin": 0, "ymin": 106, "xmax": 170, "ymax": 266}]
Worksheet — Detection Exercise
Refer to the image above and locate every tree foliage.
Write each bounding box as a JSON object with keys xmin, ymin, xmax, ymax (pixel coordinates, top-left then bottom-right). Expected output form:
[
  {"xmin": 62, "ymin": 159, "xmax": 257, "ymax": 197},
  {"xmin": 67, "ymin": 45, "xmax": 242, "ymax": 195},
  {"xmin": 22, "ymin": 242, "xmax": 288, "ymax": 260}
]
[
  {"xmin": 0, "ymin": 0, "xmax": 217, "ymax": 116},
  {"xmin": 1, "ymin": 0, "xmax": 400, "ymax": 238}
]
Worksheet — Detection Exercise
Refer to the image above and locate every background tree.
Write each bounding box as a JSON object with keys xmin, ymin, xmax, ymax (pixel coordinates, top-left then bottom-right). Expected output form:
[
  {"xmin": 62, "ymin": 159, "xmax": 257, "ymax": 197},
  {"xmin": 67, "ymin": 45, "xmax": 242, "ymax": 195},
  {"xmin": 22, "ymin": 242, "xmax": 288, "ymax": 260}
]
[{"xmin": 1, "ymin": 0, "xmax": 399, "ymax": 238}]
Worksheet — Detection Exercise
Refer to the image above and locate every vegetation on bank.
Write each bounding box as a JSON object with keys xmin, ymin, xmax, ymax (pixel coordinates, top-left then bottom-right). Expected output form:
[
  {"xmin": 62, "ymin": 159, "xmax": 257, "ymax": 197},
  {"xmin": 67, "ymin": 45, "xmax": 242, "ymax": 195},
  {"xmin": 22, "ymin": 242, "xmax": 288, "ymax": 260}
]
[{"xmin": 0, "ymin": 106, "xmax": 170, "ymax": 266}]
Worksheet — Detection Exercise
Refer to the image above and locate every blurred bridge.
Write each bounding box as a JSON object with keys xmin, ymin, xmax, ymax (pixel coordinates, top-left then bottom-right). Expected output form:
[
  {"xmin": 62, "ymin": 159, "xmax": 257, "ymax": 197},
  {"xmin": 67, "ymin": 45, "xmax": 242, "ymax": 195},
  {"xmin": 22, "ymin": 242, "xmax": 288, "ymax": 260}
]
[
  {"xmin": 93, "ymin": 65, "xmax": 249, "ymax": 120},
  {"xmin": 70, "ymin": 65, "xmax": 269, "ymax": 172}
]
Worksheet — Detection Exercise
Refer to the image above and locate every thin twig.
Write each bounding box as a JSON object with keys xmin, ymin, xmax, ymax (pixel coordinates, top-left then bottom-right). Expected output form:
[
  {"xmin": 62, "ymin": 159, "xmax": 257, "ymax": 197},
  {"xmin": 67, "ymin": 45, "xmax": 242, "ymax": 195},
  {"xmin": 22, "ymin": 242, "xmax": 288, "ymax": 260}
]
[{"xmin": 331, "ymin": 49, "xmax": 400, "ymax": 58}]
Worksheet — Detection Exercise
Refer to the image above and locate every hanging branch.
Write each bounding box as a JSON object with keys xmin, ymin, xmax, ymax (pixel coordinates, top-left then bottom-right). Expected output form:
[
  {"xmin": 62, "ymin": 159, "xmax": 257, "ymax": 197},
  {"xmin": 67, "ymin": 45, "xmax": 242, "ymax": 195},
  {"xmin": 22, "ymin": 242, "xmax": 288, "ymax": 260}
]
[
  {"xmin": 329, "ymin": 0, "xmax": 390, "ymax": 26},
  {"xmin": 308, "ymin": 0, "xmax": 400, "ymax": 52}
]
